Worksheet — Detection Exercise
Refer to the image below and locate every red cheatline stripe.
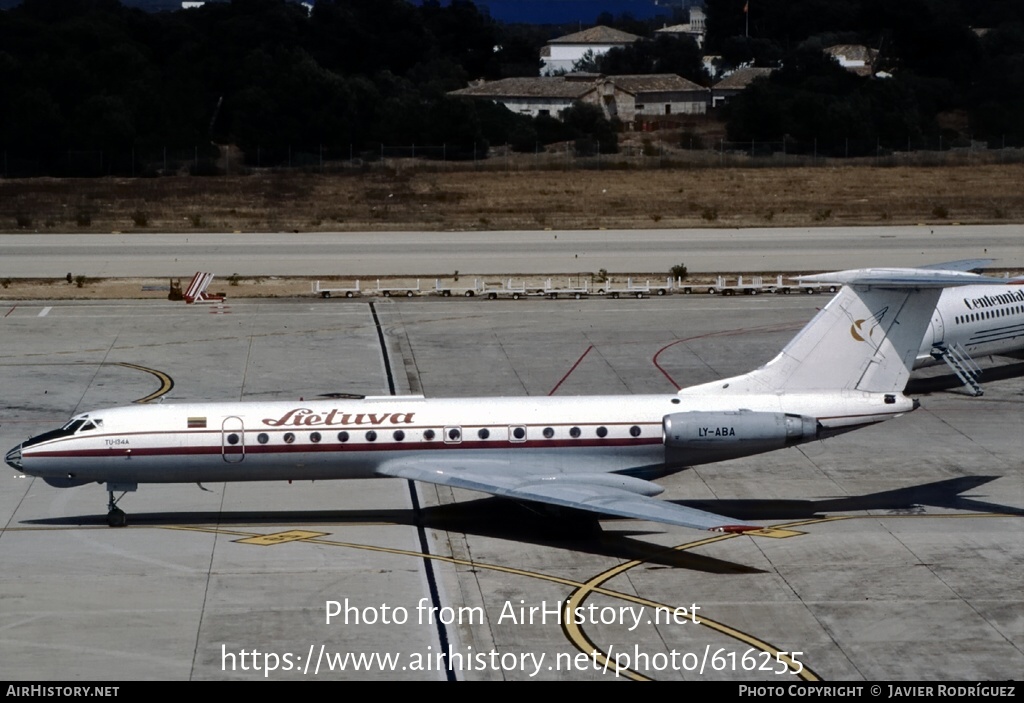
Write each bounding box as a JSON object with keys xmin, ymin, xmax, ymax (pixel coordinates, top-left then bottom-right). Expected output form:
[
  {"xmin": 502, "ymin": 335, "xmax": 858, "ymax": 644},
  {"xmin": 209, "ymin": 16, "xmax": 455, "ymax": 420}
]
[
  {"xmin": 548, "ymin": 345, "xmax": 594, "ymax": 396},
  {"xmin": 30, "ymin": 436, "xmax": 664, "ymax": 459}
]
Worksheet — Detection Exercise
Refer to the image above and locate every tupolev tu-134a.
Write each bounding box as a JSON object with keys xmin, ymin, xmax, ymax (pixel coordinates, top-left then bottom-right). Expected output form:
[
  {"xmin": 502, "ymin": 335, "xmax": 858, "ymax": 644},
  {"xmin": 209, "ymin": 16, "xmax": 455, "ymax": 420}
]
[{"xmin": 4, "ymin": 267, "xmax": 1012, "ymax": 529}]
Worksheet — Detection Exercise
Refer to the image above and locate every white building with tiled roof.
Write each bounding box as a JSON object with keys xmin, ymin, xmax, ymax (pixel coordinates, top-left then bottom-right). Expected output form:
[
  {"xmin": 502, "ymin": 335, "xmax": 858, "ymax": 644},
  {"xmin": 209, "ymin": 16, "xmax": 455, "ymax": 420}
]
[
  {"xmin": 598, "ymin": 74, "xmax": 709, "ymax": 119},
  {"xmin": 451, "ymin": 75, "xmax": 600, "ymax": 118},
  {"xmin": 450, "ymin": 74, "xmax": 709, "ymax": 122},
  {"xmin": 711, "ymin": 66, "xmax": 774, "ymax": 107},
  {"xmin": 824, "ymin": 45, "xmax": 879, "ymax": 76},
  {"xmin": 655, "ymin": 6, "xmax": 707, "ymax": 48},
  {"xmin": 540, "ymin": 26, "xmax": 642, "ymax": 76}
]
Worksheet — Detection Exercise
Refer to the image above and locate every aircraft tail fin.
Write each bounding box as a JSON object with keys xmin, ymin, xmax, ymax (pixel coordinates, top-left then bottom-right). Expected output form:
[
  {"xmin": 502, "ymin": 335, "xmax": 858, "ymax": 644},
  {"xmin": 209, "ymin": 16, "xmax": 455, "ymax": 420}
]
[{"xmin": 681, "ymin": 268, "xmax": 1008, "ymax": 396}]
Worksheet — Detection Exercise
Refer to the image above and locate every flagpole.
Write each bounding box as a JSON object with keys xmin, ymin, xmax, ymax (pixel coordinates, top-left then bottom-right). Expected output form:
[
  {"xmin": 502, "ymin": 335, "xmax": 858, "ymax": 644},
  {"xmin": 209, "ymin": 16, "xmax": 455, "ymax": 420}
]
[{"xmin": 745, "ymin": 1, "xmax": 749, "ymax": 37}]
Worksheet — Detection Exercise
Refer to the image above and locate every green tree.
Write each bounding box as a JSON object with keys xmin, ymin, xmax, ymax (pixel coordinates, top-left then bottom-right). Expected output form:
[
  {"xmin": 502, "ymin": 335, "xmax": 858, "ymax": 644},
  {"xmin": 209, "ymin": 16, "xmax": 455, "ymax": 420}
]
[
  {"xmin": 597, "ymin": 35, "xmax": 710, "ymax": 85},
  {"xmin": 561, "ymin": 102, "xmax": 619, "ymax": 154}
]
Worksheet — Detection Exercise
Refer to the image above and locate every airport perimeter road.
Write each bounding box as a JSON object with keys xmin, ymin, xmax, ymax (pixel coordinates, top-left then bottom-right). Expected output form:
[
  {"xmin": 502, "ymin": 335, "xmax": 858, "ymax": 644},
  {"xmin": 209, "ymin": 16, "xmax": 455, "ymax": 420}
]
[
  {"xmin": 1, "ymin": 295, "xmax": 1021, "ymax": 681},
  {"xmin": 1, "ymin": 224, "xmax": 1021, "ymax": 278}
]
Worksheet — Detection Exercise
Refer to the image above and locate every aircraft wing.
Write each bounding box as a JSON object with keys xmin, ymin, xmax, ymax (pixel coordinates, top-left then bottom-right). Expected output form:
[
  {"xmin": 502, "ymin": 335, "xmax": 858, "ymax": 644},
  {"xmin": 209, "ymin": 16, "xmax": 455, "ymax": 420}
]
[{"xmin": 376, "ymin": 459, "xmax": 757, "ymax": 532}]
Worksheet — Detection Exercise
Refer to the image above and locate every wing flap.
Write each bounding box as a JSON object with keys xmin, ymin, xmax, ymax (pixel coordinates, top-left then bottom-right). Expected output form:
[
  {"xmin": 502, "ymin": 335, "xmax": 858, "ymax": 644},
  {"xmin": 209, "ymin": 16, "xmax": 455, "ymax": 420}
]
[{"xmin": 378, "ymin": 461, "xmax": 756, "ymax": 533}]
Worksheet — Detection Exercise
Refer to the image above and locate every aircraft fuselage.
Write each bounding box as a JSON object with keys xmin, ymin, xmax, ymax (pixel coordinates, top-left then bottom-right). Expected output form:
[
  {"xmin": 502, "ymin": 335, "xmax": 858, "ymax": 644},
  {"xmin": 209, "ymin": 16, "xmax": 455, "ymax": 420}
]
[
  {"xmin": 918, "ymin": 284, "xmax": 1024, "ymax": 365},
  {"xmin": 9, "ymin": 391, "xmax": 908, "ymax": 489}
]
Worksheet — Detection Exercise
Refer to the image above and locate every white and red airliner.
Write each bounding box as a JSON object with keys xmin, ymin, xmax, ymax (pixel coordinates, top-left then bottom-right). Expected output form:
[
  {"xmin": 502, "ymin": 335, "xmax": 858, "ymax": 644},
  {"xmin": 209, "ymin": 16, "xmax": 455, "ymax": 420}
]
[{"xmin": 5, "ymin": 267, "xmax": 1013, "ymax": 528}]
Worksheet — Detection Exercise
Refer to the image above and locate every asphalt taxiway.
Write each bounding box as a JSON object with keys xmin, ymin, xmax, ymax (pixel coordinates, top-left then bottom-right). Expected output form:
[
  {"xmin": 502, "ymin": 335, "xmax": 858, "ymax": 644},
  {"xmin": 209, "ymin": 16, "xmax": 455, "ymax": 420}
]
[
  {"xmin": 1, "ymin": 294, "xmax": 1021, "ymax": 680},
  {"xmin": 1, "ymin": 224, "xmax": 1021, "ymax": 277}
]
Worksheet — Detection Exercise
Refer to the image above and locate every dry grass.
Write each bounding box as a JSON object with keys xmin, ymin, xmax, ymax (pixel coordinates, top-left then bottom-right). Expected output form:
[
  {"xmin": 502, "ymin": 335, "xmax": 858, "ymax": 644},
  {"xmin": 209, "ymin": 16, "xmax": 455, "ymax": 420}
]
[
  {"xmin": 2, "ymin": 162, "xmax": 1023, "ymax": 234},
  {"xmin": 3, "ymin": 160, "xmax": 1021, "ymax": 300}
]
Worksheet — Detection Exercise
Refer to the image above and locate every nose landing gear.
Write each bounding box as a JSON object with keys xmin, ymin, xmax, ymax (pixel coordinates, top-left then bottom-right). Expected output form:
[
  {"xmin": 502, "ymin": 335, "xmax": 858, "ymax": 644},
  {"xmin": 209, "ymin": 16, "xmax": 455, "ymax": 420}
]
[{"xmin": 105, "ymin": 483, "xmax": 136, "ymax": 527}]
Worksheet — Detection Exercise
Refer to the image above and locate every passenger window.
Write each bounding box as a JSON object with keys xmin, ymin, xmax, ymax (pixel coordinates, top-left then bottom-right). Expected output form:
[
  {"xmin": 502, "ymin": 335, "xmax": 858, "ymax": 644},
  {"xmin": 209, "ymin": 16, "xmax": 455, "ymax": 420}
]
[
  {"xmin": 257, "ymin": 433, "xmax": 269, "ymax": 444},
  {"xmin": 478, "ymin": 428, "xmax": 490, "ymax": 439},
  {"xmin": 283, "ymin": 432, "xmax": 295, "ymax": 444},
  {"xmin": 543, "ymin": 427, "xmax": 555, "ymax": 439},
  {"xmin": 629, "ymin": 426, "xmax": 641, "ymax": 437},
  {"xmin": 310, "ymin": 432, "xmax": 322, "ymax": 443}
]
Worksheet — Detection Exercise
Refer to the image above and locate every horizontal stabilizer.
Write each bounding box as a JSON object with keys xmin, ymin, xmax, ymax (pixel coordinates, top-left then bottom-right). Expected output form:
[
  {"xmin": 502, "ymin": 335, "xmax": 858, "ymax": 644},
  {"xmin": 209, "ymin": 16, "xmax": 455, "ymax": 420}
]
[
  {"xmin": 795, "ymin": 267, "xmax": 1008, "ymax": 288},
  {"xmin": 918, "ymin": 259, "xmax": 994, "ymax": 272}
]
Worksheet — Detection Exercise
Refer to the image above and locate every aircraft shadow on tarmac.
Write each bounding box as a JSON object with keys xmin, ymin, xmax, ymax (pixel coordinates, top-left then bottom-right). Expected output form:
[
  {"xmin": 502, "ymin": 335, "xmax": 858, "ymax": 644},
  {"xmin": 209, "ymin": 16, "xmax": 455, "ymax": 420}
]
[
  {"xmin": 672, "ymin": 475, "xmax": 1023, "ymax": 522},
  {"xmin": 907, "ymin": 359, "xmax": 1024, "ymax": 395},
  {"xmin": 24, "ymin": 498, "xmax": 761, "ymax": 574},
  {"xmin": 23, "ymin": 476, "xmax": 1020, "ymax": 574}
]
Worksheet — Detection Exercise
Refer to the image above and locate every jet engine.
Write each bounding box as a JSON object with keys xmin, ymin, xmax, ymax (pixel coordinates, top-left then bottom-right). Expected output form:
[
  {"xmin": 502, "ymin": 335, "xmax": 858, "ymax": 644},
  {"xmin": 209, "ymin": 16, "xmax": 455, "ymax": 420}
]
[{"xmin": 663, "ymin": 410, "xmax": 819, "ymax": 467}]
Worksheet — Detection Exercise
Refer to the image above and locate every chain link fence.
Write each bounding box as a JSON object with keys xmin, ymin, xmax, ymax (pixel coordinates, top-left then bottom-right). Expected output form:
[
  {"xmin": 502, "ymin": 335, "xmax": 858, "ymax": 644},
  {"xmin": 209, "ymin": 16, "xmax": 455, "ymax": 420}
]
[{"xmin": 4, "ymin": 136, "xmax": 1023, "ymax": 178}]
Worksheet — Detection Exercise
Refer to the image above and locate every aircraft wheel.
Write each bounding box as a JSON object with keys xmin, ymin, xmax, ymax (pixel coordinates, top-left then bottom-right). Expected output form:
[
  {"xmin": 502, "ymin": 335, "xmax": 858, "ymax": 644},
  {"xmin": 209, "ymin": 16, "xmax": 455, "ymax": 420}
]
[
  {"xmin": 657, "ymin": 288, "xmax": 666, "ymax": 296},
  {"xmin": 804, "ymin": 288, "xmax": 815, "ymax": 295},
  {"xmin": 635, "ymin": 291, "xmax": 643, "ymax": 298},
  {"xmin": 383, "ymin": 290, "xmax": 391, "ymax": 297},
  {"xmin": 512, "ymin": 292, "xmax": 521, "ymax": 300},
  {"xmin": 321, "ymin": 291, "xmax": 331, "ymax": 298},
  {"xmin": 611, "ymin": 292, "xmax": 619, "ymax": 299},
  {"xmin": 345, "ymin": 291, "xmax": 354, "ymax": 298},
  {"xmin": 574, "ymin": 292, "xmax": 582, "ymax": 300},
  {"xmin": 487, "ymin": 292, "xmax": 497, "ymax": 300},
  {"xmin": 406, "ymin": 290, "xmax": 414, "ymax": 297},
  {"xmin": 828, "ymin": 285, "xmax": 838, "ymax": 293},
  {"xmin": 442, "ymin": 290, "xmax": 451, "ymax": 297},
  {"xmin": 465, "ymin": 290, "xmax": 474, "ymax": 297},
  {"xmin": 707, "ymin": 287, "xmax": 716, "ymax": 295},
  {"xmin": 107, "ymin": 508, "xmax": 127, "ymax": 528}
]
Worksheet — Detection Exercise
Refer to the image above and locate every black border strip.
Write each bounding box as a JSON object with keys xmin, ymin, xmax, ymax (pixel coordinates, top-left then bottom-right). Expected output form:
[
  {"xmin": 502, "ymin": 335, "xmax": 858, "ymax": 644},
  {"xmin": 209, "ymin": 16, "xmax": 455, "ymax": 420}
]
[{"xmin": 369, "ymin": 301, "xmax": 455, "ymax": 681}]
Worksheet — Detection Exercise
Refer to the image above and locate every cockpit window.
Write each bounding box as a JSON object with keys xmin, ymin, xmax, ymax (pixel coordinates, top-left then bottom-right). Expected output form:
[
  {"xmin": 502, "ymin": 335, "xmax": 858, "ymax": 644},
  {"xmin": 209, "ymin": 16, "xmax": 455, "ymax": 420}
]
[
  {"xmin": 61, "ymin": 419, "xmax": 85, "ymax": 433},
  {"xmin": 23, "ymin": 415, "xmax": 99, "ymax": 449}
]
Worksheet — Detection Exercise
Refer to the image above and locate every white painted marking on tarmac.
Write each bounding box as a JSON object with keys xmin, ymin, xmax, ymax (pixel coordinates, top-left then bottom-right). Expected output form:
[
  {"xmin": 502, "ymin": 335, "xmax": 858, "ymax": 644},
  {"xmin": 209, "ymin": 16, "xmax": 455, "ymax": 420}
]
[{"xmin": 38, "ymin": 307, "xmax": 52, "ymax": 317}]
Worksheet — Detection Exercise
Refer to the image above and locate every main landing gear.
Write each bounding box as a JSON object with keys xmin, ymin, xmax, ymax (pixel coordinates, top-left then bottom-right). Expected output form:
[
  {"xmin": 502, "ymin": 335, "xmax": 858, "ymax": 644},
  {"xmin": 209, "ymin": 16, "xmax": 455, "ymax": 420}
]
[{"xmin": 105, "ymin": 483, "xmax": 136, "ymax": 527}]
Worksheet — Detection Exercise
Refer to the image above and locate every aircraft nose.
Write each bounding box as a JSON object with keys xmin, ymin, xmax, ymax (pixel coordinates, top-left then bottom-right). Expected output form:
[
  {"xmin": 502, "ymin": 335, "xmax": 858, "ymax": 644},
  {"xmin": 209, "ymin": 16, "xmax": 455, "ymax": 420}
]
[{"xmin": 5, "ymin": 444, "xmax": 23, "ymax": 470}]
